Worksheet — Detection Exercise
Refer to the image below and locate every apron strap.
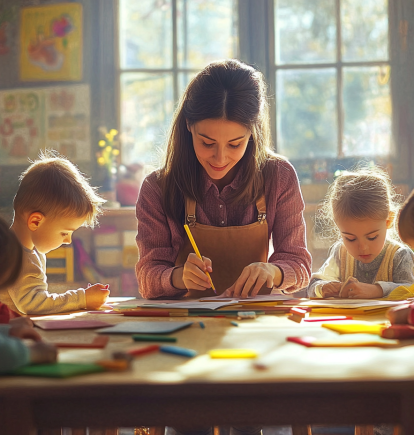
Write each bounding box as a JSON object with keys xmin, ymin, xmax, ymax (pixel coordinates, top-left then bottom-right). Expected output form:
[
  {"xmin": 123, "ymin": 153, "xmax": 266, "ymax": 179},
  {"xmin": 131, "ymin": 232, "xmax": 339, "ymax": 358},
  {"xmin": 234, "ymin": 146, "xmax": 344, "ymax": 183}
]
[
  {"xmin": 256, "ymin": 195, "xmax": 266, "ymax": 223},
  {"xmin": 185, "ymin": 197, "xmax": 197, "ymax": 226},
  {"xmin": 186, "ymin": 195, "xmax": 267, "ymax": 226}
]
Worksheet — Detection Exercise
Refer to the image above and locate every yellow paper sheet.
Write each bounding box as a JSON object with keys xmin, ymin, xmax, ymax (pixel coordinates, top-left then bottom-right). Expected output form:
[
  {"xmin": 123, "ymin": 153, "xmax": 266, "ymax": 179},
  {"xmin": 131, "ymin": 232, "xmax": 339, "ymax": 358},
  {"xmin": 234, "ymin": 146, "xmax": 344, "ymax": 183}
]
[{"xmin": 322, "ymin": 323, "xmax": 387, "ymax": 335}]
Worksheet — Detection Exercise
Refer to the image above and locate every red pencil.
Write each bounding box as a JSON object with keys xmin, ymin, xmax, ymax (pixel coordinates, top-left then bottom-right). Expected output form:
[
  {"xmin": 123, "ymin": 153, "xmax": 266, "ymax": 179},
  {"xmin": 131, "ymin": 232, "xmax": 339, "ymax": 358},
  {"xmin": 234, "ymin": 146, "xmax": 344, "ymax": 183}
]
[{"xmin": 127, "ymin": 345, "xmax": 160, "ymax": 356}]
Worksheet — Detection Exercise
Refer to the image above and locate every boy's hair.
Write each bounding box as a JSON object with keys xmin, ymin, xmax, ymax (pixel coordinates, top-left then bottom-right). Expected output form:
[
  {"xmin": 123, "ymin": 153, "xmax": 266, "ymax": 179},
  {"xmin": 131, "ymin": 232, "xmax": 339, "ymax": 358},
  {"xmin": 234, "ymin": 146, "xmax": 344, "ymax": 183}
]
[
  {"xmin": 13, "ymin": 151, "xmax": 105, "ymax": 227},
  {"xmin": 398, "ymin": 189, "xmax": 414, "ymax": 242},
  {"xmin": 317, "ymin": 165, "xmax": 402, "ymax": 241},
  {"xmin": 0, "ymin": 217, "xmax": 23, "ymax": 290}
]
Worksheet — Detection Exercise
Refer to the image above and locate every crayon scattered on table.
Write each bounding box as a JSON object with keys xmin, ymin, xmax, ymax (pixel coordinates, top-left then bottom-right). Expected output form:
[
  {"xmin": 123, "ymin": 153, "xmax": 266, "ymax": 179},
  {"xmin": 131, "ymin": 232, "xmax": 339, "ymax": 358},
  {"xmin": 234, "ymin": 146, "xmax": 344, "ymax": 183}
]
[
  {"xmin": 230, "ymin": 321, "xmax": 239, "ymax": 327},
  {"xmin": 160, "ymin": 345, "xmax": 197, "ymax": 358},
  {"xmin": 96, "ymin": 359, "xmax": 130, "ymax": 371},
  {"xmin": 199, "ymin": 321, "xmax": 205, "ymax": 329},
  {"xmin": 209, "ymin": 349, "xmax": 258, "ymax": 359},
  {"xmin": 126, "ymin": 344, "xmax": 160, "ymax": 357}
]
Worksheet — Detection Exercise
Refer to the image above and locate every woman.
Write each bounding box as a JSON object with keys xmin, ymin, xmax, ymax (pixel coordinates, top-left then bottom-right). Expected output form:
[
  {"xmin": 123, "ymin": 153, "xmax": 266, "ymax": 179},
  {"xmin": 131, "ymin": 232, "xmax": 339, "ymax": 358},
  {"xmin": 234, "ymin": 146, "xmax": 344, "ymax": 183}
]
[{"xmin": 136, "ymin": 59, "xmax": 311, "ymax": 299}]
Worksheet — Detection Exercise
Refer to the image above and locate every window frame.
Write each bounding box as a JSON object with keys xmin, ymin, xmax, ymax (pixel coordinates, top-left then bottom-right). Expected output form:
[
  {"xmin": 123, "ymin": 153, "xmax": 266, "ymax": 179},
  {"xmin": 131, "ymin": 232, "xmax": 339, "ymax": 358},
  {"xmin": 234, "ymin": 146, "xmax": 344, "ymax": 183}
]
[{"xmin": 268, "ymin": 0, "xmax": 392, "ymax": 158}]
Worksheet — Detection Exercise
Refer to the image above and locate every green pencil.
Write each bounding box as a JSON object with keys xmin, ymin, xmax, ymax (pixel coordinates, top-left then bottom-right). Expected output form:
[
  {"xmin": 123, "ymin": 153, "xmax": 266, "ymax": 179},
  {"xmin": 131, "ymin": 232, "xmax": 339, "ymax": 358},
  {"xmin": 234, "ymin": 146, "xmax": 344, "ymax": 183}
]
[{"xmin": 132, "ymin": 334, "xmax": 177, "ymax": 342}]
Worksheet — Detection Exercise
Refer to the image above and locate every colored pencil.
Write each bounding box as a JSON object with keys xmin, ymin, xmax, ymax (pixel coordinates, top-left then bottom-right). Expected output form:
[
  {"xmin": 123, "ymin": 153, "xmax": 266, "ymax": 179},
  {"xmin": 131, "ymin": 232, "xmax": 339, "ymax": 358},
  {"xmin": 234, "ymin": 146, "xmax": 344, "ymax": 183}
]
[
  {"xmin": 160, "ymin": 345, "xmax": 197, "ymax": 358},
  {"xmin": 230, "ymin": 321, "xmax": 239, "ymax": 327},
  {"xmin": 184, "ymin": 224, "xmax": 216, "ymax": 293},
  {"xmin": 127, "ymin": 345, "xmax": 160, "ymax": 356}
]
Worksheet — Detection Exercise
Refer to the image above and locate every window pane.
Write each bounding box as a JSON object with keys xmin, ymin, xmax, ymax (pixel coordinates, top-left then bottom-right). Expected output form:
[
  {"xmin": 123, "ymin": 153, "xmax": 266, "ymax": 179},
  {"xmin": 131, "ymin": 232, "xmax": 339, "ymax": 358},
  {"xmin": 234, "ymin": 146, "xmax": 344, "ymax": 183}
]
[
  {"xmin": 343, "ymin": 66, "xmax": 391, "ymax": 157},
  {"xmin": 177, "ymin": 0, "xmax": 238, "ymax": 69},
  {"xmin": 277, "ymin": 69, "xmax": 337, "ymax": 159},
  {"xmin": 178, "ymin": 71, "xmax": 198, "ymax": 99},
  {"xmin": 120, "ymin": 73, "xmax": 174, "ymax": 164},
  {"xmin": 119, "ymin": 0, "xmax": 172, "ymax": 69},
  {"xmin": 341, "ymin": 0, "xmax": 388, "ymax": 62},
  {"xmin": 275, "ymin": 0, "xmax": 336, "ymax": 65}
]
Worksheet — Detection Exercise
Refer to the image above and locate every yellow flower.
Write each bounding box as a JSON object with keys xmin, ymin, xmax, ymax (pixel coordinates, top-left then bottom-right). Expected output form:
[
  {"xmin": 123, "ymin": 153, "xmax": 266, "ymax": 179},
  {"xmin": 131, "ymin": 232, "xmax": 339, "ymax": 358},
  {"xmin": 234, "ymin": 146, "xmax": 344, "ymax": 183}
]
[
  {"xmin": 110, "ymin": 129, "xmax": 118, "ymax": 136},
  {"xmin": 112, "ymin": 149, "xmax": 120, "ymax": 156},
  {"xmin": 99, "ymin": 140, "xmax": 106, "ymax": 147},
  {"xmin": 105, "ymin": 146, "xmax": 112, "ymax": 152},
  {"xmin": 97, "ymin": 157, "xmax": 106, "ymax": 166}
]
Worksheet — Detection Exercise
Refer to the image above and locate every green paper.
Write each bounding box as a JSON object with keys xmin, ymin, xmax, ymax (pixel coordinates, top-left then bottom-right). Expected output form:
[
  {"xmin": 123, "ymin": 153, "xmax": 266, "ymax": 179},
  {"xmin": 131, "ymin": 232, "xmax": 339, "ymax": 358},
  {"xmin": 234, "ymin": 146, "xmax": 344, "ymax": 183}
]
[
  {"xmin": 13, "ymin": 363, "xmax": 104, "ymax": 378},
  {"xmin": 133, "ymin": 334, "xmax": 177, "ymax": 342}
]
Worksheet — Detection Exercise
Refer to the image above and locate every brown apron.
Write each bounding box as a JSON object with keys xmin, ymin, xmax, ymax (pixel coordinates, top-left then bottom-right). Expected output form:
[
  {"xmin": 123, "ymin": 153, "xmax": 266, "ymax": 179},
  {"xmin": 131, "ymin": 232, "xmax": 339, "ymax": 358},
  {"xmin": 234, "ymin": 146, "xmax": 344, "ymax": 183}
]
[{"xmin": 175, "ymin": 195, "xmax": 269, "ymax": 297}]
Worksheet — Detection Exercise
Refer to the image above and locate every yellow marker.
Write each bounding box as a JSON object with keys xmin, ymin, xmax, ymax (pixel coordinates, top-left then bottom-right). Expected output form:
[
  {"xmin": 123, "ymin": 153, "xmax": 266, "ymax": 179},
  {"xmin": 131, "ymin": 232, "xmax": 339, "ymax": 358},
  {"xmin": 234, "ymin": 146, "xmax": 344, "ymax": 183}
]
[
  {"xmin": 184, "ymin": 224, "xmax": 216, "ymax": 293},
  {"xmin": 209, "ymin": 349, "xmax": 258, "ymax": 359}
]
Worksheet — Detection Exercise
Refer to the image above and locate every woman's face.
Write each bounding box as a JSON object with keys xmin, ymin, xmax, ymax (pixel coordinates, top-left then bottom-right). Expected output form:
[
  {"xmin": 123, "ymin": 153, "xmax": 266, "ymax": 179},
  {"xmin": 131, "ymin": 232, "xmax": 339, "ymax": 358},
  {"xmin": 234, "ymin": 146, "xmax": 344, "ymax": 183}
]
[{"xmin": 189, "ymin": 118, "xmax": 251, "ymax": 185}]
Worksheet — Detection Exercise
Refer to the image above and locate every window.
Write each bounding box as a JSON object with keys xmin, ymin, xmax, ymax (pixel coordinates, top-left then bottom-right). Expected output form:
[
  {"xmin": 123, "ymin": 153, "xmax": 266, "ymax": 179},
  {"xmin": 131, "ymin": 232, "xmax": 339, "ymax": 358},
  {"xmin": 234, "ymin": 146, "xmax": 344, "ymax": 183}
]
[
  {"xmin": 118, "ymin": 0, "xmax": 238, "ymax": 165},
  {"xmin": 273, "ymin": 0, "xmax": 391, "ymax": 160}
]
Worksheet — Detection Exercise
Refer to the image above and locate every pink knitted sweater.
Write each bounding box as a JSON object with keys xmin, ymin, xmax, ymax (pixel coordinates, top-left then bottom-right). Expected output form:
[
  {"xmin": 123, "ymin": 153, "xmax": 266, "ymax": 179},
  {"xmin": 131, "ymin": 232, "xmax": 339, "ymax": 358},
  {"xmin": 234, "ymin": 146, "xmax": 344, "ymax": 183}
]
[{"xmin": 136, "ymin": 158, "xmax": 311, "ymax": 299}]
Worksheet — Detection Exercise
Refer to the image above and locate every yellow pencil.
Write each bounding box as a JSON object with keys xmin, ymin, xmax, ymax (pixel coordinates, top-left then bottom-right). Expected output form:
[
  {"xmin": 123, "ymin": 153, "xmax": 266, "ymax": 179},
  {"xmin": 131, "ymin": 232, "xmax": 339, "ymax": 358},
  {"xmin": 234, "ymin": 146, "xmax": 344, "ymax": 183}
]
[{"xmin": 184, "ymin": 224, "xmax": 216, "ymax": 293}]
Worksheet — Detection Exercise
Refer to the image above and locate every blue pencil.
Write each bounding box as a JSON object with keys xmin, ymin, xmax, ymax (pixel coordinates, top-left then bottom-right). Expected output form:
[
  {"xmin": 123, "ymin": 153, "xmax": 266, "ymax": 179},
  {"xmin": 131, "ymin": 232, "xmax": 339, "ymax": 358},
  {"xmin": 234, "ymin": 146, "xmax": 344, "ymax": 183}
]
[
  {"xmin": 230, "ymin": 321, "xmax": 239, "ymax": 327},
  {"xmin": 160, "ymin": 345, "xmax": 197, "ymax": 358},
  {"xmin": 199, "ymin": 321, "xmax": 205, "ymax": 329}
]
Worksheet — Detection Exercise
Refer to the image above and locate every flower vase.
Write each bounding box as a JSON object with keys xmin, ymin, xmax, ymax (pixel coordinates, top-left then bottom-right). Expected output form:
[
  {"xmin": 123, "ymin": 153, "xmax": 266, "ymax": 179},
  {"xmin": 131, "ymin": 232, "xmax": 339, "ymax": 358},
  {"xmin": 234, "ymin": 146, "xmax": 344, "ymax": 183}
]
[{"xmin": 100, "ymin": 173, "xmax": 120, "ymax": 208}]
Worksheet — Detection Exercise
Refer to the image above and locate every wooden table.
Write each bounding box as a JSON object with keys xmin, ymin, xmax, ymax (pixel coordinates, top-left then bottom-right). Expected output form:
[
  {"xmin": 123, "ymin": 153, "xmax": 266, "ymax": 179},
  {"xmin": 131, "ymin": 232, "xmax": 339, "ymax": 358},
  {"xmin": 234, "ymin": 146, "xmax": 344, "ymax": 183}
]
[{"xmin": 1, "ymin": 308, "xmax": 414, "ymax": 435}]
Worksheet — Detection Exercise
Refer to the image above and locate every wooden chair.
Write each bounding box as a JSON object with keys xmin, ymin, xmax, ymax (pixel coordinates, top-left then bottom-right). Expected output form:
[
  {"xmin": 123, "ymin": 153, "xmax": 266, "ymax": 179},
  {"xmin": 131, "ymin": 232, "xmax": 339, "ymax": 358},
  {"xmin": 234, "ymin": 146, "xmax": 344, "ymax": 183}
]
[{"xmin": 46, "ymin": 246, "xmax": 74, "ymax": 282}]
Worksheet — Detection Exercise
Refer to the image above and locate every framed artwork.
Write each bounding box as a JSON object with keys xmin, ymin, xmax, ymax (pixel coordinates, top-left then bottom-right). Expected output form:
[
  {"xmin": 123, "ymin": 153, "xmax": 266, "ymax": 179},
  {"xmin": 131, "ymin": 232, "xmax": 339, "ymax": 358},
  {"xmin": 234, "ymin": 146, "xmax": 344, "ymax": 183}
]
[
  {"xmin": 19, "ymin": 3, "xmax": 83, "ymax": 81},
  {"xmin": 0, "ymin": 84, "xmax": 90, "ymax": 164}
]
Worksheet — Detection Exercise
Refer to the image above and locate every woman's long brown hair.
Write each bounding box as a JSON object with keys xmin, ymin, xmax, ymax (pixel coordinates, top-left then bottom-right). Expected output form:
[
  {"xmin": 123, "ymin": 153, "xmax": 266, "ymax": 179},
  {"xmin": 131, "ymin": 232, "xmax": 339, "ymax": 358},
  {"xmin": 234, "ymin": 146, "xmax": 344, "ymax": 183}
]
[{"xmin": 159, "ymin": 59, "xmax": 277, "ymax": 224}]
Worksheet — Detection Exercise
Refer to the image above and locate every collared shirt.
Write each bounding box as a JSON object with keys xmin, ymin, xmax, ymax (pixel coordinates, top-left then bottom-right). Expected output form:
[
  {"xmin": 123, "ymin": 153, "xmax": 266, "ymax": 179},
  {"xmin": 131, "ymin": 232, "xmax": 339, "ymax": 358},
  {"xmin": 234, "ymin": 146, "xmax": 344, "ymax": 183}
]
[{"xmin": 136, "ymin": 158, "xmax": 311, "ymax": 299}]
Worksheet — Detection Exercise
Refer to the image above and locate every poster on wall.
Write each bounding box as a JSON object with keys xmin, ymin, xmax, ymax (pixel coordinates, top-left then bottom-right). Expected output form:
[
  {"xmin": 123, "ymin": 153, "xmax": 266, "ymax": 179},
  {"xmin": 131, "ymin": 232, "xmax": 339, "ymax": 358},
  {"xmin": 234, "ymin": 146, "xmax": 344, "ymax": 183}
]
[
  {"xmin": 20, "ymin": 3, "xmax": 83, "ymax": 82},
  {"xmin": 0, "ymin": 84, "xmax": 90, "ymax": 165}
]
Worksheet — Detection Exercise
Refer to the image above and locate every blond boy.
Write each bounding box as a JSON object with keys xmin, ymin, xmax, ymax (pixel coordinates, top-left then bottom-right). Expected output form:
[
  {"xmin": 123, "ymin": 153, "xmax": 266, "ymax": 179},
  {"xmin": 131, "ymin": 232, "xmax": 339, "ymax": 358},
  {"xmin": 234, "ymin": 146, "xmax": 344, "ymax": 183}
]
[{"xmin": 3, "ymin": 152, "xmax": 110, "ymax": 315}]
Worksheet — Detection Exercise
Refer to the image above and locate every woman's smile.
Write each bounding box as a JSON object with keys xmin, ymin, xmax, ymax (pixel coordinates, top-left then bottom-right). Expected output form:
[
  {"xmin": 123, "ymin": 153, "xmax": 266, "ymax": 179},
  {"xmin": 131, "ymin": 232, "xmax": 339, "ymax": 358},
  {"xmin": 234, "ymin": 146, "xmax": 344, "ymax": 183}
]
[{"xmin": 209, "ymin": 162, "xmax": 229, "ymax": 171}]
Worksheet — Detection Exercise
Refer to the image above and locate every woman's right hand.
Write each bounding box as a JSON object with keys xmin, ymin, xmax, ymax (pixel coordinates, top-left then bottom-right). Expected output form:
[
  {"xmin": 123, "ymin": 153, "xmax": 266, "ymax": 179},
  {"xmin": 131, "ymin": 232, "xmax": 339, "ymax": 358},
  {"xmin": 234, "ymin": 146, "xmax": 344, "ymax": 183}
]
[{"xmin": 182, "ymin": 253, "xmax": 213, "ymax": 291}]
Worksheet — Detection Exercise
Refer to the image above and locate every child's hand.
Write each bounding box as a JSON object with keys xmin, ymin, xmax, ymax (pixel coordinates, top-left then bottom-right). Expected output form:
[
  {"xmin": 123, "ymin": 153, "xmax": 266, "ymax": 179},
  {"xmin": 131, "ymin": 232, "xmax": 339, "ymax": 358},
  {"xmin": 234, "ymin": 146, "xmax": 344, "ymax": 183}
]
[
  {"xmin": 29, "ymin": 342, "xmax": 57, "ymax": 364},
  {"xmin": 386, "ymin": 303, "xmax": 411, "ymax": 324},
  {"xmin": 340, "ymin": 279, "xmax": 383, "ymax": 299},
  {"xmin": 9, "ymin": 325, "xmax": 41, "ymax": 341},
  {"xmin": 85, "ymin": 283, "xmax": 110, "ymax": 310},
  {"xmin": 9, "ymin": 317, "xmax": 34, "ymax": 328},
  {"xmin": 321, "ymin": 281, "xmax": 341, "ymax": 298}
]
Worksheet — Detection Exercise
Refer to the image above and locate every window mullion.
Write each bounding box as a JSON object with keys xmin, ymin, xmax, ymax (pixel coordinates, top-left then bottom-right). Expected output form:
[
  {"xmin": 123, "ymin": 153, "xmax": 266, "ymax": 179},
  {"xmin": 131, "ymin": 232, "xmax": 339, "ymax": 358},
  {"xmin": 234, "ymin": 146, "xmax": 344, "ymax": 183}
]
[
  {"xmin": 172, "ymin": 0, "xmax": 178, "ymax": 103},
  {"xmin": 336, "ymin": 0, "xmax": 344, "ymax": 158}
]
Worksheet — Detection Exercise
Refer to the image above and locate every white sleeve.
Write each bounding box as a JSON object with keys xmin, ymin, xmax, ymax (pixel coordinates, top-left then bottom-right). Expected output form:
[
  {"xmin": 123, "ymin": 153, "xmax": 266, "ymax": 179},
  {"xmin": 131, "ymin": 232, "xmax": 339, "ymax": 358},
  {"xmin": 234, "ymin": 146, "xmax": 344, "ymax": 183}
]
[
  {"xmin": 7, "ymin": 249, "xmax": 86, "ymax": 315},
  {"xmin": 307, "ymin": 243, "xmax": 341, "ymax": 297}
]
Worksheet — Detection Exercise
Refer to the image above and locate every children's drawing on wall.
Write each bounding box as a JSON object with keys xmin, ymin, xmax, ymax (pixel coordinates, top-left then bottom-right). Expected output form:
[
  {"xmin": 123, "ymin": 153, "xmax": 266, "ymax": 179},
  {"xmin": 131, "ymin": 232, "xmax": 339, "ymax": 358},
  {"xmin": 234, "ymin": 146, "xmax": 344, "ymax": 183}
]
[
  {"xmin": 0, "ymin": 85, "xmax": 90, "ymax": 165},
  {"xmin": 0, "ymin": 89, "xmax": 43, "ymax": 164},
  {"xmin": 20, "ymin": 3, "xmax": 82, "ymax": 81},
  {"xmin": 45, "ymin": 85, "xmax": 90, "ymax": 161}
]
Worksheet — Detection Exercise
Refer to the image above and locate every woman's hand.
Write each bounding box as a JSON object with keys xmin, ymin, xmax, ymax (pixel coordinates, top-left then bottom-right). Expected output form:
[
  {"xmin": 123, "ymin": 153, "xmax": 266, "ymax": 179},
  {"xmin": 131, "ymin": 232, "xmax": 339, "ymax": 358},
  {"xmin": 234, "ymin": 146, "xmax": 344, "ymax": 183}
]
[
  {"xmin": 340, "ymin": 277, "xmax": 383, "ymax": 299},
  {"xmin": 320, "ymin": 281, "xmax": 341, "ymax": 298},
  {"xmin": 180, "ymin": 253, "xmax": 213, "ymax": 291},
  {"xmin": 222, "ymin": 262, "xmax": 281, "ymax": 298}
]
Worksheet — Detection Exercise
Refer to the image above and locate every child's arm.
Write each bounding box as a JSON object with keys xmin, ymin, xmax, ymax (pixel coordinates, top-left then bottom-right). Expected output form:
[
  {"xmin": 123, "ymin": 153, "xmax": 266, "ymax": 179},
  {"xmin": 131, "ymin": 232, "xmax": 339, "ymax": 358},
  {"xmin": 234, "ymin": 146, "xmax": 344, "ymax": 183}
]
[
  {"xmin": 6, "ymin": 249, "xmax": 89, "ymax": 315},
  {"xmin": 376, "ymin": 247, "xmax": 414, "ymax": 297},
  {"xmin": 307, "ymin": 243, "xmax": 342, "ymax": 298},
  {"xmin": 0, "ymin": 325, "xmax": 56, "ymax": 374}
]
